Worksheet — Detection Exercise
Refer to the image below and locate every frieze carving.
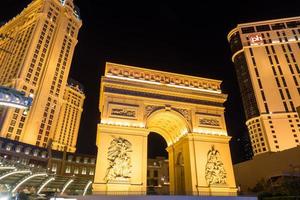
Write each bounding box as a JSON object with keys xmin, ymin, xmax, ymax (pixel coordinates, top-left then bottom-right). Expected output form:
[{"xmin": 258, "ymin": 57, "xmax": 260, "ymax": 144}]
[
  {"xmin": 144, "ymin": 105, "xmax": 164, "ymax": 117},
  {"xmin": 105, "ymin": 63, "xmax": 221, "ymax": 92},
  {"xmin": 199, "ymin": 118, "xmax": 220, "ymax": 127},
  {"xmin": 111, "ymin": 108, "xmax": 136, "ymax": 118},
  {"xmin": 205, "ymin": 145, "xmax": 227, "ymax": 185},
  {"xmin": 173, "ymin": 108, "xmax": 191, "ymax": 123},
  {"xmin": 104, "ymin": 136, "xmax": 132, "ymax": 182},
  {"xmin": 104, "ymin": 87, "xmax": 224, "ymax": 107}
]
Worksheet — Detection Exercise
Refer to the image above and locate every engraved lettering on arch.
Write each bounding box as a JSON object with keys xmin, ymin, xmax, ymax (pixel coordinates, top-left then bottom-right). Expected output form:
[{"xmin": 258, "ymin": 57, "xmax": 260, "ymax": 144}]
[
  {"xmin": 111, "ymin": 108, "xmax": 136, "ymax": 118},
  {"xmin": 199, "ymin": 118, "xmax": 220, "ymax": 127}
]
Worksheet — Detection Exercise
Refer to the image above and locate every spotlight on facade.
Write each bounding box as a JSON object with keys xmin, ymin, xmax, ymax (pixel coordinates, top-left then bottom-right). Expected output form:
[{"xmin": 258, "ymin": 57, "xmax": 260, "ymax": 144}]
[{"xmin": 0, "ymin": 86, "xmax": 33, "ymax": 109}]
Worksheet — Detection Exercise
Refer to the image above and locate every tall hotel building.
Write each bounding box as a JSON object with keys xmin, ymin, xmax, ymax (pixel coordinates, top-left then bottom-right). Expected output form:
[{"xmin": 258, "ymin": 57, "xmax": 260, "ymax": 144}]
[
  {"xmin": 53, "ymin": 79, "xmax": 85, "ymax": 152},
  {"xmin": 0, "ymin": 0, "xmax": 84, "ymax": 152},
  {"xmin": 228, "ymin": 17, "xmax": 300, "ymax": 156}
]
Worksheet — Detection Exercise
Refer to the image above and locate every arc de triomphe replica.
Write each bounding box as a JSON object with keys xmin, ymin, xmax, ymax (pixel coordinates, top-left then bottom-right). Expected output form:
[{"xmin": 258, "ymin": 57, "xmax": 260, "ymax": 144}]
[{"xmin": 93, "ymin": 62, "xmax": 237, "ymax": 196}]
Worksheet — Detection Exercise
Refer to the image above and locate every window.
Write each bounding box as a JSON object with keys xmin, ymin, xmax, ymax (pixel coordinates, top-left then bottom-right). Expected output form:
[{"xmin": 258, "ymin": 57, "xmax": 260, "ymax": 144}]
[
  {"xmin": 286, "ymin": 21, "xmax": 300, "ymax": 28},
  {"xmin": 285, "ymin": 89, "xmax": 291, "ymax": 99},
  {"xmin": 52, "ymin": 163, "xmax": 57, "ymax": 172},
  {"xmin": 271, "ymin": 23, "xmax": 285, "ymax": 30},
  {"xmin": 65, "ymin": 166, "xmax": 71, "ymax": 173},
  {"xmin": 256, "ymin": 25, "xmax": 270, "ymax": 32},
  {"xmin": 74, "ymin": 167, "xmax": 79, "ymax": 174},
  {"xmin": 82, "ymin": 167, "xmax": 87, "ymax": 175},
  {"xmin": 154, "ymin": 170, "xmax": 158, "ymax": 177},
  {"xmin": 261, "ymin": 91, "xmax": 266, "ymax": 101},
  {"xmin": 281, "ymin": 77, "xmax": 287, "ymax": 87},
  {"xmin": 242, "ymin": 26, "xmax": 255, "ymax": 33},
  {"xmin": 89, "ymin": 169, "xmax": 94, "ymax": 175}
]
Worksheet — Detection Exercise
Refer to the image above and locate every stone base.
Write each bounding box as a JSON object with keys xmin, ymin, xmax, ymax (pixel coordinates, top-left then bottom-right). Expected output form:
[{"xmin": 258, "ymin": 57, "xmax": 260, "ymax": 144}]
[
  {"xmin": 92, "ymin": 183, "xmax": 146, "ymax": 195},
  {"xmin": 196, "ymin": 185, "xmax": 238, "ymax": 196}
]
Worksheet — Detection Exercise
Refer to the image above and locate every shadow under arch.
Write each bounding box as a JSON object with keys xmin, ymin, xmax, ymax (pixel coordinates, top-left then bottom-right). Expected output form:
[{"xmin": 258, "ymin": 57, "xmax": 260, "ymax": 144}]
[{"xmin": 145, "ymin": 109, "xmax": 192, "ymax": 146}]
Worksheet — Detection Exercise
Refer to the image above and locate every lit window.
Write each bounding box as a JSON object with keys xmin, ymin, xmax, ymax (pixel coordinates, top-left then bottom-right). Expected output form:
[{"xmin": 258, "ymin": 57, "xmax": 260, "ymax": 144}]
[
  {"xmin": 6, "ymin": 145, "xmax": 12, "ymax": 151},
  {"xmin": 89, "ymin": 169, "xmax": 94, "ymax": 175},
  {"xmin": 65, "ymin": 166, "xmax": 71, "ymax": 173},
  {"xmin": 15, "ymin": 146, "xmax": 22, "ymax": 153},
  {"xmin": 52, "ymin": 163, "xmax": 57, "ymax": 172},
  {"xmin": 82, "ymin": 167, "xmax": 86, "ymax": 175},
  {"xmin": 33, "ymin": 150, "xmax": 39, "ymax": 156}
]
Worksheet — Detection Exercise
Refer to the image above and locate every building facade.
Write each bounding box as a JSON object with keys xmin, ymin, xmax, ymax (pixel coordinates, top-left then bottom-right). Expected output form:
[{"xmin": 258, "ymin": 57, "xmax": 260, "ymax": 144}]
[
  {"xmin": 0, "ymin": 137, "xmax": 94, "ymax": 195},
  {"xmin": 228, "ymin": 16, "xmax": 300, "ymax": 156},
  {"xmin": 0, "ymin": 0, "xmax": 83, "ymax": 151},
  {"xmin": 52, "ymin": 79, "xmax": 85, "ymax": 152}
]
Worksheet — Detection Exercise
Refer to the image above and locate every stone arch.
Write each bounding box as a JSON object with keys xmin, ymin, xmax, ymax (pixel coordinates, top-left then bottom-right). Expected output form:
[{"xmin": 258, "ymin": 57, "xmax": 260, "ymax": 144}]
[
  {"xmin": 93, "ymin": 63, "xmax": 237, "ymax": 196},
  {"xmin": 146, "ymin": 109, "xmax": 191, "ymax": 146}
]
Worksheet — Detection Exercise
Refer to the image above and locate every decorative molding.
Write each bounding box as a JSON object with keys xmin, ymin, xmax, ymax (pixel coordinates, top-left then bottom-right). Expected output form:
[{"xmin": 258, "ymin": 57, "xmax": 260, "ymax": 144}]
[
  {"xmin": 108, "ymin": 102, "xmax": 139, "ymax": 107},
  {"xmin": 144, "ymin": 105, "xmax": 164, "ymax": 118},
  {"xmin": 195, "ymin": 112, "xmax": 221, "ymax": 117},
  {"xmin": 104, "ymin": 136, "xmax": 132, "ymax": 182},
  {"xmin": 104, "ymin": 87, "xmax": 224, "ymax": 107},
  {"xmin": 105, "ymin": 63, "xmax": 221, "ymax": 92},
  {"xmin": 173, "ymin": 108, "xmax": 191, "ymax": 123},
  {"xmin": 205, "ymin": 145, "xmax": 227, "ymax": 185}
]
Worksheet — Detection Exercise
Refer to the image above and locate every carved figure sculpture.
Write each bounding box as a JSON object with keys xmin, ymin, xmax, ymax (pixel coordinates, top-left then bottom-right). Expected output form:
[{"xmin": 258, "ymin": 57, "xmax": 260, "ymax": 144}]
[
  {"xmin": 104, "ymin": 136, "xmax": 132, "ymax": 182},
  {"xmin": 205, "ymin": 145, "xmax": 227, "ymax": 185}
]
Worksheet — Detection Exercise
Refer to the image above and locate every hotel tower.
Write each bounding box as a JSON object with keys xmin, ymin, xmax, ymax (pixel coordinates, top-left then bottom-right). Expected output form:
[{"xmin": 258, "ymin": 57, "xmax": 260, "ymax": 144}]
[
  {"xmin": 0, "ymin": 0, "xmax": 84, "ymax": 152},
  {"xmin": 228, "ymin": 17, "xmax": 300, "ymax": 156}
]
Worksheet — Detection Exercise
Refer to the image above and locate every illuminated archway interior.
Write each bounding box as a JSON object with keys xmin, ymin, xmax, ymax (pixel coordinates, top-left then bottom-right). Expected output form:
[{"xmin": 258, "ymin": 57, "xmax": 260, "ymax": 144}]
[{"xmin": 146, "ymin": 110, "xmax": 189, "ymax": 146}]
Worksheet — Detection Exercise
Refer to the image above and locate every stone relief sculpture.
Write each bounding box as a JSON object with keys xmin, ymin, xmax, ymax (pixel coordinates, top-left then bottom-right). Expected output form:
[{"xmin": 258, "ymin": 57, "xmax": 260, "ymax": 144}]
[
  {"xmin": 205, "ymin": 145, "xmax": 227, "ymax": 185},
  {"xmin": 173, "ymin": 108, "xmax": 191, "ymax": 123},
  {"xmin": 104, "ymin": 136, "xmax": 132, "ymax": 182},
  {"xmin": 144, "ymin": 105, "xmax": 164, "ymax": 117}
]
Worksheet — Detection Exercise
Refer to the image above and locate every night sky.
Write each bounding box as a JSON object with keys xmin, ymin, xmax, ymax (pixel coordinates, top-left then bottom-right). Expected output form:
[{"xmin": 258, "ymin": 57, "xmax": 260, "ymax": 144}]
[{"xmin": 1, "ymin": 0, "xmax": 300, "ymax": 163}]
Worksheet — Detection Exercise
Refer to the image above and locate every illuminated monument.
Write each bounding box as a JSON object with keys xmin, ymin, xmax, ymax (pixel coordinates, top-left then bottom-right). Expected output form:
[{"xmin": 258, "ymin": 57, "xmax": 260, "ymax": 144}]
[{"xmin": 93, "ymin": 62, "xmax": 237, "ymax": 196}]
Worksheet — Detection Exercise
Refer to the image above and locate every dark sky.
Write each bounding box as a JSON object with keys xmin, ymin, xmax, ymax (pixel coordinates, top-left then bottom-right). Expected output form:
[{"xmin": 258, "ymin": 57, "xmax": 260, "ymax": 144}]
[{"xmin": 1, "ymin": 0, "xmax": 300, "ymax": 163}]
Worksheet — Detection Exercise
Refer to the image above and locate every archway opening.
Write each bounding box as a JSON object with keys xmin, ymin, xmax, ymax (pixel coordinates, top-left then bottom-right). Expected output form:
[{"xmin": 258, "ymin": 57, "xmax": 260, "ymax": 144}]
[
  {"xmin": 147, "ymin": 132, "xmax": 169, "ymax": 195},
  {"xmin": 146, "ymin": 110, "xmax": 191, "ymax": 195}
]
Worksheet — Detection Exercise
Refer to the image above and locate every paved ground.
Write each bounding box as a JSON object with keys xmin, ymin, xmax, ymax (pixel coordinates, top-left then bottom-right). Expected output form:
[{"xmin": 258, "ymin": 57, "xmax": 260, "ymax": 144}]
[{"xmin": 64, "ymin": 195, "xmax": 257, "ymax": 200}]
